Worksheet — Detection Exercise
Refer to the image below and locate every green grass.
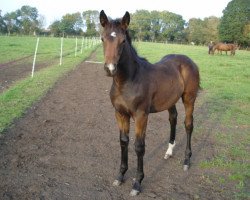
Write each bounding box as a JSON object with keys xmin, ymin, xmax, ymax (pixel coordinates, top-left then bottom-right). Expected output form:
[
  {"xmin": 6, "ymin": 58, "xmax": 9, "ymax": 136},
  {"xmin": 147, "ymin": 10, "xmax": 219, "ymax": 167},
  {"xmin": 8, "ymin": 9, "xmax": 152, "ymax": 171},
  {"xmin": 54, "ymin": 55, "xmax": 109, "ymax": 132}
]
[
  {"xmin": 0, "ymin": 36, "xmax": 99, "ymax": 132},
  {"xmin": 0, "ymin": 36, "xmax": 93, "ymax": 64},
  {"xmin": 95, "ymin": 45, "xmax": 104, "ymax": 62},
  {"xmin": 0, "ymin": 36, "xmax": 37, "ymax": 63}
]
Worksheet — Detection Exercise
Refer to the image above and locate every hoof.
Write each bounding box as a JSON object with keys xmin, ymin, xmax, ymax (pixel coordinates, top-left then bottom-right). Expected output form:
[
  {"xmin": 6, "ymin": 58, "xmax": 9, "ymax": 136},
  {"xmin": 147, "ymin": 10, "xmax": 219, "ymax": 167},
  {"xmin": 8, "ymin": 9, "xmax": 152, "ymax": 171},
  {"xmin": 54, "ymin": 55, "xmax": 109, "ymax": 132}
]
[
  {"xmin": 131, "ymin": 179, "xmax": 141, "ymax": 196},
  {"xmin": 130, "ymin": 189, "xmax": 140, "ymax": 196},
  {"xmin": 183, "ymin": 165, "xmax": 189, "ymax": 171},
  {"xmin": 113, "ymin": 179, "xmax": 122, "ymax": 186}
]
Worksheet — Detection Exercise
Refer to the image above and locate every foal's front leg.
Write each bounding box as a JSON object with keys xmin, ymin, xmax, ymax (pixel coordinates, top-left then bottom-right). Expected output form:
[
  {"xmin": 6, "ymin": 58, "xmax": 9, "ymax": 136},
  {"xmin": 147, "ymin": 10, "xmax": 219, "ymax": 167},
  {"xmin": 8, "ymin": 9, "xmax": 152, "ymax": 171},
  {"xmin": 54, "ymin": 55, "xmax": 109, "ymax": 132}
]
[
  {"xmin": 130, "ymin": 111, "xmax": 148, "ymax": 196},
  {"xmin": 113, "ymin": 111, "xmax": 130, "ymax": 186}
]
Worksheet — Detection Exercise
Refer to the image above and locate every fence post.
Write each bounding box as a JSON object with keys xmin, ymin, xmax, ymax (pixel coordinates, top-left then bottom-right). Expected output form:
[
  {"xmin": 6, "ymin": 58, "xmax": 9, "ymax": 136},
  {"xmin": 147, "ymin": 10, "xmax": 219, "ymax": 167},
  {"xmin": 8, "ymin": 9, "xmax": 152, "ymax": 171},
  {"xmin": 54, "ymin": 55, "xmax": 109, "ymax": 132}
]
[
  {"xmin": 60, "ymin": 37, "xmax": 63, "ymax": 66},
  {"xmin": 81, "ymin": 37, "xmax": 84, "ymax": 54},
  {"xmin": 75, "ymin": 37, "xmax": 78, "ymax": 57},
  {"xmin": 31, "ymin": 37, "xmax": 40, "ymax": 78}
]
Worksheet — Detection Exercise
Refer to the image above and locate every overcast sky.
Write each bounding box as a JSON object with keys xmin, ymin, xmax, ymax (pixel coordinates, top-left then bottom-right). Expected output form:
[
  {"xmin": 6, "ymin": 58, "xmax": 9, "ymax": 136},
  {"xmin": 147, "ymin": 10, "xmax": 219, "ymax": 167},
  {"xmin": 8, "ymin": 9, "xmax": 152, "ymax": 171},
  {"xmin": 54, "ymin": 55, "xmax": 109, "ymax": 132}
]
[{"xmin": 1, "ymin": 0, "xmax": 232, "ymax": 27}]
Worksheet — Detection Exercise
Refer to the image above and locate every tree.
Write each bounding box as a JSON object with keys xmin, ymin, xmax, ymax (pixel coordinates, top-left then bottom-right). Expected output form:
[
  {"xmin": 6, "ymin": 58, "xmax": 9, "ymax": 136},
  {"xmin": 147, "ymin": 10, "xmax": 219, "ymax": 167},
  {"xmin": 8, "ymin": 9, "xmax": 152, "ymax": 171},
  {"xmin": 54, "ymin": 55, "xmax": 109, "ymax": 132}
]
[
  {"xmin": 219, "ymin": 0, "xmax": 250, "ymax": 46},
  {"xmin": 19, "ymin": 5, "xmax": 39, "ymax": 35},
  {"xmin": 3, "ymin": 11, "xmax": 20, "ymax": 35},
  {"xmin": 160, "ymin": 11, "xmax": 185, "ymax": 42},
  {"xmin": 186, "ymin": 18, "xmax": 206, "ymax": 44},
  {"xmin": 0, "ymin": 10, "xmax": 7, "ymax": 34},
  {"xmin": 49, "ymin": 20, "xmax": 61, "ymax": 36},
  {"xmin": 150, "ymin": 11, "xmax": 162, "ymax": 41},
  {"xmin": 1, "ymin": 5, "xmax": 41, "ymax": 35},
  {"xmin": 129, "ymin": 10, "xmax": 185, "ymax": 42},
  {"xmin": 82, "ymin": 10, "xmax": 99, "ymax": 37},
  {"xmin": 203, "ymin": 16, "xmax": 220, "ymax": 43},
  {"xmin": 130, "ymin": 10, "xmax": 152, "ymax": 41},
  {"xmin": 243, "ymin": 24, "xmax": 250, "ymax": 45},
  {"xmin": 185, "ymin": 16, "xmax": 220, "ymax": 45},
  {"xmin": 60, "ymin": 12, "xmax": 83, "ymax": 36},
  {"xmin": 49, "ymin": 12, "xmax": 84, "ymax": 37}
]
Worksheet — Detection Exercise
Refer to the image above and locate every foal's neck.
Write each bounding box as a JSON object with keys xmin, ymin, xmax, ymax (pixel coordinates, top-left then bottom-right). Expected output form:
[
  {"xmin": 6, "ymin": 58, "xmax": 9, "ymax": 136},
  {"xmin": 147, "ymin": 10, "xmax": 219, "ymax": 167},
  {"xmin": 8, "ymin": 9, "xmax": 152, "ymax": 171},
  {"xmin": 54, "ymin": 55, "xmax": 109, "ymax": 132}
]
[{"xmin": 114, "ymin": 42, "xmax": 138, "ymax": 85}]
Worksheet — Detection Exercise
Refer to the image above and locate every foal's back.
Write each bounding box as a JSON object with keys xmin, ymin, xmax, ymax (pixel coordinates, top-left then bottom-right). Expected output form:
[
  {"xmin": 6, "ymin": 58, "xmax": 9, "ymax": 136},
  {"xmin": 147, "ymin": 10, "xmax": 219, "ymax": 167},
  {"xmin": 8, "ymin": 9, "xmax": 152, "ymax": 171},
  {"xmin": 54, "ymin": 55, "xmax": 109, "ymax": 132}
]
[
  {"xmin": 147, "ymin": 54, "xmax": 200, "ymax": 113},
  {"xmin": 158, "ymin": 54, "xmax": 200, "ymax": 92}
]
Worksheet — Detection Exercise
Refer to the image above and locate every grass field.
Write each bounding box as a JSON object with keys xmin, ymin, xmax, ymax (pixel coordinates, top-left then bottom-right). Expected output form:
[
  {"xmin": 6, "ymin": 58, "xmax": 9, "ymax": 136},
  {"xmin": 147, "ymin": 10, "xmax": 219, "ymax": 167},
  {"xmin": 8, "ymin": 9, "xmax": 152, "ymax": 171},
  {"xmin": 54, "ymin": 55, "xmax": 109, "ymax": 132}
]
[
  {"xmin": 0, "ymin": 36, "xmax": 100, "ymax": 133},
  {"xmin": 0, "ymin": 36, "xmax": 98, "ymax": 64},
  {"xmin": 0, "ymin": 38, "xmax": 249, "ymax": 198}
]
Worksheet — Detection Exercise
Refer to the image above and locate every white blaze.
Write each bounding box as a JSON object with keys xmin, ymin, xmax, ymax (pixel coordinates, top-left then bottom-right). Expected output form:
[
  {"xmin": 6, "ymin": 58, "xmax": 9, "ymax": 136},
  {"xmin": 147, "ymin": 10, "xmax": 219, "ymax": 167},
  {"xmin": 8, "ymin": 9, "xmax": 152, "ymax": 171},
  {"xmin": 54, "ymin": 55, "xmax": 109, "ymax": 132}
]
[{"xmin": 111, "ymin": 32, "xmax": 117, "ymax": 37}]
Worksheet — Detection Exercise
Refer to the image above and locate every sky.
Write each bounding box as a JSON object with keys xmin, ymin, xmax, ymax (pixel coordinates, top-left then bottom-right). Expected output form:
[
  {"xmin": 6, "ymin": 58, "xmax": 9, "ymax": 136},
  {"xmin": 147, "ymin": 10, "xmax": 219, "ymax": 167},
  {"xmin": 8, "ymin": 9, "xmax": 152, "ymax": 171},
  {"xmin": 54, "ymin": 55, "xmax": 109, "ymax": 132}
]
[{"xmin": 1, "ymin": 0, "xmax": 232, "ymax": 27}]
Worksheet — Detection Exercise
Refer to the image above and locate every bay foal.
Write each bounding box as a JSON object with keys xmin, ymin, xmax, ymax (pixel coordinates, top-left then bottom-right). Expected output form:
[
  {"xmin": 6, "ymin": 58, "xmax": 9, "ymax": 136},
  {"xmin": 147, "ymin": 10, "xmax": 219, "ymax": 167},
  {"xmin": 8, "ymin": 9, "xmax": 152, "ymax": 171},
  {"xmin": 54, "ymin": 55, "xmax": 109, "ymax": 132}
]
[{"xmin": 100, "ymin": 10, "xmax": 200, "ymax": 196}]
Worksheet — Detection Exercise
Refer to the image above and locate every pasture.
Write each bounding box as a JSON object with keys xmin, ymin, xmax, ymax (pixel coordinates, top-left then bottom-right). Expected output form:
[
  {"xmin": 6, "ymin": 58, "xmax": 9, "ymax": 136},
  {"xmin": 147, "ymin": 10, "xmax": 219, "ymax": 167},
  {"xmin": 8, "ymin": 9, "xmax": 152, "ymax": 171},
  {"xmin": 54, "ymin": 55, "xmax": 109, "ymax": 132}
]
[
  {"xmin": 0, "ymin": 38, "xmax": 249, "ymax": 199},
  {"xmin": 0, "ymin": 36, "xmax": 99, "ymax": 132}
]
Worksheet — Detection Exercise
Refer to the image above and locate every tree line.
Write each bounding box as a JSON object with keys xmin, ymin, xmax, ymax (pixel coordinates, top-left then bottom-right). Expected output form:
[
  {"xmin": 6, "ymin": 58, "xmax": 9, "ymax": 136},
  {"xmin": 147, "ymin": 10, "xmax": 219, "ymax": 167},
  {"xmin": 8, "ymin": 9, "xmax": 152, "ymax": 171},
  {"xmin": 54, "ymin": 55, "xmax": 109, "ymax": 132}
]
[
  {"xmin": 0, "ymin": 0, "xmax": 249, "ymax": 47},
  {"xmin": 0, "ymin": 6, "xmax": 44, "ymax": 35}
]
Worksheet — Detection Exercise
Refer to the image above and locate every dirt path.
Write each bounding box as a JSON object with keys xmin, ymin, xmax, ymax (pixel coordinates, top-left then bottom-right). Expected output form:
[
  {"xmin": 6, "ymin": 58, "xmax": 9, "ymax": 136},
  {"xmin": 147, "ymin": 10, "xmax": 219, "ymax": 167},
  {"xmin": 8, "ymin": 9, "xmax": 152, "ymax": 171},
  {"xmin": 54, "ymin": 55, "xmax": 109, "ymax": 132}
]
[
  {"xmin": 0, "ymin": 56, "xmax": 58, "ymax": 93},
  {"xmin": 0, "ymin": 54, "xmax": 232, "ymax": 199},
  {"xmin": 0, "ymin": 56, "xmax": 33, "ymax": 68}
]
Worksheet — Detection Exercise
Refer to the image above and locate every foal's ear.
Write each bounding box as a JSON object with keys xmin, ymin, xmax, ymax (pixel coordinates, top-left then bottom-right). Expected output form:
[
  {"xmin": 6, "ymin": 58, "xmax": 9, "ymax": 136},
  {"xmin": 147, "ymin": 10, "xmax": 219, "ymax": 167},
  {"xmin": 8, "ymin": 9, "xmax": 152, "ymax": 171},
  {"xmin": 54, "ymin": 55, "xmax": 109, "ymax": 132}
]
[
  {"xmin": 121, "ymin": 11, "xmax": 130, "ymax": 30},
  {"xmin": 100, "ymin": 10, "xmax": 109, "ymax": 27}
]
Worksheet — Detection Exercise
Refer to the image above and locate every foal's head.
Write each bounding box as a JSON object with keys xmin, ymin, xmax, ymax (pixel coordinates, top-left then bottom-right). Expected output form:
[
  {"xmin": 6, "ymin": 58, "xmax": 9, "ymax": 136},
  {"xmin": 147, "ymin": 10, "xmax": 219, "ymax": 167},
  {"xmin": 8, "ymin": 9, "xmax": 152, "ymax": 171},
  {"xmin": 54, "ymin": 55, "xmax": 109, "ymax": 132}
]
[{"xmin": 99, "ymin": 10, "xmax": 130, "ymax": 76}]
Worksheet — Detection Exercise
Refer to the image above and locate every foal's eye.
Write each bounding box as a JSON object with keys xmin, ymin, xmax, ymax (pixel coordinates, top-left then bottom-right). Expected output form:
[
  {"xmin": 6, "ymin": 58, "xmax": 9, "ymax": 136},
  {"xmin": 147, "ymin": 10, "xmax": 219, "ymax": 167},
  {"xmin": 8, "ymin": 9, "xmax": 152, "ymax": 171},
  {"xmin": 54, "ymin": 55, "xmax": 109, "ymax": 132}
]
[
  {"xmin": 101, "ymin": 37, "xmax": 104, "ymax": 42},
  {"xmin": 122, "ymin": 39, "xmax": 125, "ymax": 44}
]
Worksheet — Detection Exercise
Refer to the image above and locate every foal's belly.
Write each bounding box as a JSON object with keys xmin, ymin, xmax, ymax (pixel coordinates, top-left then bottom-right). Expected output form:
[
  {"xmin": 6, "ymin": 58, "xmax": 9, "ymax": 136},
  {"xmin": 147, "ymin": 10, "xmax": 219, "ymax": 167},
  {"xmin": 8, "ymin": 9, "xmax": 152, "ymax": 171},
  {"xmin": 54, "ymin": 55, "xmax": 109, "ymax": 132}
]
[
  {"xmin": 150, "ymin": 82, "xmax": 184, "ymax": 112},
  {"xmin": 150, "ymin": 93, "xmax": 181, "ymax": 113},
  {"xmin": 112, "ymin": 89, "xmax": 183, "ymax": 114},
  {"xmin": 111, "ymin": 71, "xmax": 185, "ymax": 114}
]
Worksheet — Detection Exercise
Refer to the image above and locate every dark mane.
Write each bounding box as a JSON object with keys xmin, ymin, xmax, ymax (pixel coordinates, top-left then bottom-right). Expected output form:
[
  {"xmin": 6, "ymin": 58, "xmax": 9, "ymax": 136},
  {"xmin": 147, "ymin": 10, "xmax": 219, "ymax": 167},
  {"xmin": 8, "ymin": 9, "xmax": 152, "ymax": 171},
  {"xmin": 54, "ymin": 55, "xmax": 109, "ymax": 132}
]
[
  {"xmin": 125, "ymin": 29, "xmax": 148, "ymax": 64},
  {"xmin": 125, "ymin": 30, "xmax": 132, "ymax": 45}
]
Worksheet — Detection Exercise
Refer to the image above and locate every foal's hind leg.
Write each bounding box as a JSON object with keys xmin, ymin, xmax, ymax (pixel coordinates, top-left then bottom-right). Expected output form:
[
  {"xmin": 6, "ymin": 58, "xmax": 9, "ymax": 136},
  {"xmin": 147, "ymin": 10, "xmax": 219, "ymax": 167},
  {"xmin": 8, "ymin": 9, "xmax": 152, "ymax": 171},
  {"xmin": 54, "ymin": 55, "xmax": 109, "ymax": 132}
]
[
  {"xmin": 182, "ymin": 93, "xmax": 196, "ymax": 171},
  {"xmin": 164, "ymin": 105, "xmax": 177, "ymax": 159},
  {"xmin": 113, "ymin": 111, "xmax": 130, "ymax": 186}
]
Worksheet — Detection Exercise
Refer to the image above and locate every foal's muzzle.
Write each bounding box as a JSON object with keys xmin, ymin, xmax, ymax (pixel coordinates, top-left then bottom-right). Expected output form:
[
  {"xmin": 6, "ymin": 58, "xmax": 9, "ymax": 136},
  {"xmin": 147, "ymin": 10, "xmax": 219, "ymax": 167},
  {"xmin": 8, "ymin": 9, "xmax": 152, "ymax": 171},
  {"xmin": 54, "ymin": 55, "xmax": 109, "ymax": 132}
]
[{"xmin": 104, "ymin": 63, "xmax": 117, "ymax": 76}]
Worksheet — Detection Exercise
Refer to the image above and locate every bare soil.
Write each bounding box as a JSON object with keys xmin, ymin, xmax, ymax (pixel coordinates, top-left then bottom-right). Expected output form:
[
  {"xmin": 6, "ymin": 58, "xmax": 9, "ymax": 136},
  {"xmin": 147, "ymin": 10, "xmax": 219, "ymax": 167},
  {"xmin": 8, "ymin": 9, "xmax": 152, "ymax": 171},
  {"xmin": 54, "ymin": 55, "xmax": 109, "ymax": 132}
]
[
  {"xmin": 0, "ymin": 56, "xmax": 57, "ymax": 93},
  {"xmin": 0, "ymin": 53, "xmax": 235, "ymax": 199}
]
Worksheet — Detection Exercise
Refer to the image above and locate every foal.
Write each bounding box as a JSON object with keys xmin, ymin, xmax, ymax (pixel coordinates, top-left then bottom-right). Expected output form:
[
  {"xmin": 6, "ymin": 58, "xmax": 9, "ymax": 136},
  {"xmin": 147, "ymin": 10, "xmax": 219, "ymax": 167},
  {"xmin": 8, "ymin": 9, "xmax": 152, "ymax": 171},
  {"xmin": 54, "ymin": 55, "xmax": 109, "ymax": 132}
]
[{"xmin": 99, "ymin": 10, "xmax": 200, "ymax": 196}]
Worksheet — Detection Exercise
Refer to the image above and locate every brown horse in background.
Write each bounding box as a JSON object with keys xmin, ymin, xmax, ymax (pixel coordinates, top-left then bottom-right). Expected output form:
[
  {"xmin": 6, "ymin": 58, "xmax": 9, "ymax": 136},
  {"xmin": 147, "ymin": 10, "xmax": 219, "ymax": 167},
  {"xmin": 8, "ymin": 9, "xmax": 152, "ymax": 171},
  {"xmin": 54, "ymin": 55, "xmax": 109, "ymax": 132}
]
[
  {"xmin": 212, "ymin": 42, "xmax": 238, "ymax": 55},
  {"xmin": 100, "ymin": 10, "xmax": 200, "ymax": 196}
]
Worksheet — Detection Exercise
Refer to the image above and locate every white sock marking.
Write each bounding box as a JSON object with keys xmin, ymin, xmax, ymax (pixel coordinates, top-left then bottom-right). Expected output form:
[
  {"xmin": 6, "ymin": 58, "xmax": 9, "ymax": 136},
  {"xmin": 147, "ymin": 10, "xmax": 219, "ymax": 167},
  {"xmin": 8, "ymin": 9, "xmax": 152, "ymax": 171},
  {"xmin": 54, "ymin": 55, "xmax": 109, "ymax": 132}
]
[{"xmin": 164, "ymin": 141, "xmax": 176, "ymax": 159}]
